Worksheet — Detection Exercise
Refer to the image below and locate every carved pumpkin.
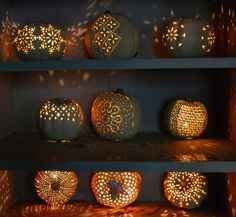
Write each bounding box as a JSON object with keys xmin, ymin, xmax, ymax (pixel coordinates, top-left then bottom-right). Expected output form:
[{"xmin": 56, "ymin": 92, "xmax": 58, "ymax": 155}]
[
  {"xmin": 85, "ymin": 12, "xmax": 139, "ymax": 59},
  {"xmin": 162, "ymin": 18, "xmax": 215, "ymax": 57},
  {"xmin": 39, "ymin": 98, "xmax": 84, "ymax": 142},
  {"xmin": 91, "ymin": 172, "xmax": 142, "ymax": 208},
  {"xmin": 164, "ymin": 99, "xmax": 208, "ymax": 139},
  {"xmin": 164, "ymin": 172, "xmax": 207, "ymax": 209},
  {"xmin": 14, "ymin": 23, "xmax": 66, "ymax": 60},
  {"xmin": 91, "ymin": 89, "xmax": 141, "ymax": 140},
  {"xmin": 35, "ymin": 171, "xmax": 78, "ymax": 205}
]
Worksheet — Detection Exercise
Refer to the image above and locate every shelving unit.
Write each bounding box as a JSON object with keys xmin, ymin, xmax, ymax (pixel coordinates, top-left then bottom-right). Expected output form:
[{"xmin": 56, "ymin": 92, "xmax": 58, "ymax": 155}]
[{"xmin": 0, "ymin": 0, "xmax": 236, "ymax": 216}]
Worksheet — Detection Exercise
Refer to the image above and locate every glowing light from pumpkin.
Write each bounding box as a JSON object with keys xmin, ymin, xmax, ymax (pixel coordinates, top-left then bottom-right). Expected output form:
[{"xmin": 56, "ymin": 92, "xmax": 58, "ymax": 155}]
[
  {"xmin": 165, "ymin": 99, "xmax": 208, "ymax": 139},
  {"xmin": 164, "ymin": 172, "xmax": 207, "ymax": 209},
  {"xmin": 91, "ymin": 172, "xmax": 142, "ymax": 208},
  {"xmin": 162, "ymin": 20, "xmax": 215, "ymax": 54},
  {"xmin": 34, "ymin": 171, "xmax": 78, "ymax": 205},
  {"xmin": 91, "ymin": 14, "xmax": 121, "ymax": 56},
  {"xmin": 14, "ymin": 24, "xmax": 65, "ymax": 55}
]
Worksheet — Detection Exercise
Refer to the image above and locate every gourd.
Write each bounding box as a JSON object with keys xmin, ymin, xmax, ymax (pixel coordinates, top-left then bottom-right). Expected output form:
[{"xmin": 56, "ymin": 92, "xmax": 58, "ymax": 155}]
[
  {"xmin": 91, "ymin": 172, "xmax": 142, "ymax": 208},
  {"xmin": 85, "ymin": 12, "xmax": 139, "ymax": 59},
  {"xmin": 91, "ymin": 89, "xmax": 141, "ymax": 140},
  {"xmin": 162, "ymin": 18, "xmax": 215, "ymax": 57},
  {"xmin": 34, "ymin": 171, "xmax": 78, "ymax": 205},
  {"xmin": 14, "ymin": 23, "xmax": 66, "ymax": 60},
  {"xmin": 164, "ymin": 99, "xmax": 208, "ymax": 139},
  {"xmin": 163, "ymin": 172, "xmax": 207, "ymax": 209},
  {"xmin": 39, "ymin": 98, "xmax": 84, "ymax": 142}
]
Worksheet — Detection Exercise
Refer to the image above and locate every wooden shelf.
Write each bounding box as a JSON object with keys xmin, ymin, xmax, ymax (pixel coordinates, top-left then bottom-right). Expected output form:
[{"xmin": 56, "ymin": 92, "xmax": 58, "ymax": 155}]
[
  {"xmin": 2, "ymin": 201, "xmax": 226, "ymax": 217},
  {"xmin": 0, "ymin": 133, "xmax": 236, "ymax": 172},
  {"xmin": 0, "ymin": 58, "xmax": 236, "ymax": 71}
]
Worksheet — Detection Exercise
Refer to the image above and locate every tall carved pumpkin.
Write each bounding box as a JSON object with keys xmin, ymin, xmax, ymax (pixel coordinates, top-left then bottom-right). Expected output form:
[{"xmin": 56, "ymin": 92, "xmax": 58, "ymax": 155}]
[
  {"xmin": 91, "ymin": 172, "xmax": 142, "ymax": 208},
  {"xmin": 85, "ymin": 12, "xmax": 139, "ymax": 59},
  {"xmin": 35, "ymin": 171, "xmax": 78, "ymax": 205},
  {"xmin": 162, "ymin": 18, "xmax": 215, "ymax": 57},
  {"xmin": 164, "ymin": 99, "xmax": 208, "ymax": 139},
  {"xmin": 163, "ymin": 172, "xmax": 207, "ymax": 209},
  {"xmin": 39, "ymin": 98, "xmax": 84, "ymax": 142},
  {"xmin": 91, "ymin": 89, "xmax": 141, "ymax": 140},
  {"xmin": 14, "ymin": 23, "xmax": 66, "ymax": 60}
]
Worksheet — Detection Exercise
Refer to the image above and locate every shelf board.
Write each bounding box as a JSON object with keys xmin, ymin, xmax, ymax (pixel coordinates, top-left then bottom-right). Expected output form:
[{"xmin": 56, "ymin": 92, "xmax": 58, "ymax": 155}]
[
  {"xmin": 0, "ymin": 58, "xmax": 236, "ymax": 71},
  {"xmin": 0, "ymin": 133, "xmax": 236, "ymax": 172},
  {"xmin": 3, "ymin": 201, "xmax": 226, "ymax": 217}
]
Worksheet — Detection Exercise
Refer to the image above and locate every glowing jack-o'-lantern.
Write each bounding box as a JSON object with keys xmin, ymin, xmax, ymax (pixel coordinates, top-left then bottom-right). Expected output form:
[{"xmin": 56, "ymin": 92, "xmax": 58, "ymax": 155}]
[
  {"xmin": 39, "ymin": 98, "xmax": 84, "ymax": 142},
  {"xmin": 91, "ymin": 172, "xmax": 142, "ymax": 208},
  {"xmin": 14, "ymin": 23, "xmax": 66, "ymax": 60},
  {"xmin": 162, "ymin": 18, "xmax": 215, "ymax": 57},
  {"xmin": 164, "ymin": 99, "xmax": 208, "ymax": 139},
  {"xmin": 164, "ymin": 172, "xmax": 207, "ymax": 209},
  {"xmin": 85, "ymin": 12, "xmax": 139, "ymax": 59},
  {"xmin": 35, "ymin": 171, "xmax": 78, "ymax": 205},
  {"xmin": 91, "ymin": 89, "xmax": 141, "ymax": 140}
]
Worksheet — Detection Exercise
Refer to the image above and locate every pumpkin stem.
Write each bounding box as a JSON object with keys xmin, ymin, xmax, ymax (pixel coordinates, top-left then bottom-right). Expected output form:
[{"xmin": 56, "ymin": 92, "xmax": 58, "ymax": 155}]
[
  {"xmin": 104, "ymin": 10, "xmax": 111, "ymax": 14},
  {"xmin": 53, "ymin": 97, "xmax": 65, "ymax": 104},
  {"xmin": 114, "ymin": 88, "xmax": 124, "ymax": 94},
  {"xmin": 108, "ymin": 180, "xmax": 123, "ymax": 201}
]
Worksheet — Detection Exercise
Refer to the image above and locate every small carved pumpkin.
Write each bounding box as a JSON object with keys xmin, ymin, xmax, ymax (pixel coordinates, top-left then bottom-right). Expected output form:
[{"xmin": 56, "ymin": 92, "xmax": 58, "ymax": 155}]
[
  {"xmin": 91, "ymin": 89, "xmax": 141, "ymax": 140},
  {"xmin": 164, "ymin": 99, "xmax": 208, "ymax": 139},
  {"xmin": 91, "ymin": 172, "xmax": 142, "ymax": 208},
  {"xmin": 85, "ymin": 12, "xmax": 139, "ymax": 59},
  {"xmin": 14, "ymin": 23, "xmax": 66, "ymax": 60},
  {"xmin": 163, "ymin": 172, "xmax": 207, "ymax": 209},
  {"xmin": 35, "ymin": 171, "xmax": 78, "ymax": 205},
  {"xmin": 162, "ymin": 18, "xmax": 215, "ymax": 57},
  {"xmin": 39, "ymin": 98, "xmax": 84, "ymax": 142}
]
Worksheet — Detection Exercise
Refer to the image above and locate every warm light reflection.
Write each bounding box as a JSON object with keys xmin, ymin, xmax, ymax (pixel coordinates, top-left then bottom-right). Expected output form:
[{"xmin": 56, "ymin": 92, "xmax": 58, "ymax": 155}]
[
  {"xmin": 165, "ymin": 99, "xmax": 208, "ymax": 139},
  {"xmin": 34, "ymin": 171, "xmax": 78, "ymax": 205},
  {"xmin": 91, "ymin": 172, "xmax": 142, "ymax": 208},
  {"xmin": 175, "ymin": 154, "xmax": 208, "ymax": 162},
  {"xmin": 164, "ymin": 172, "xmax": 207, "ymax": 209}
]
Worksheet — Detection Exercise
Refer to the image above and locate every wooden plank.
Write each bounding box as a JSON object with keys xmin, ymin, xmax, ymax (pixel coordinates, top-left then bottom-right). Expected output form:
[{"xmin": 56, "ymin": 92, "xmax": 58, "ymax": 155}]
[
  {"xmin": 0, "ymin": 58, "xmax": 236, "ymax": 71},
  {"xmin": 0, "ymin": 133, "xmax": 236, "ymax": 171}
]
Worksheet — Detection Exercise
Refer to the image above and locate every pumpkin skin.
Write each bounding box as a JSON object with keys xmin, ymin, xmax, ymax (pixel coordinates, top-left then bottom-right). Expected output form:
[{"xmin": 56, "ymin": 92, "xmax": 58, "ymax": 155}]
[
  {"xmin": 164, "ymin": 99, "xmax": 208, "ymax": 139},
  {"xmin": 14, "ymin": 23, "xmax": 66, "ymax": 61},
  {"xmin": 163, "ymin": 172, "xmax": 207, "ymax": 209},
  {"xmin": 85, "ymin": 13, "xmax": 139, "ymax": 59},
  {"xmin": 162, "ymin": 18, "xmax": 215, "ymax": 57},
  {"xmin": 35, "ymin": 171, "xmax": 78, "ymax": 205},
  {"xmin": 39, "ymin": 98, "xmax": 84, "ymax": 142},
  {"xmin": 91, "ymin": 90, "xmax": 141, "ymax": 140},
  {"xmin": 91, "ymin": 172, "xmax": 142, "ymax": 208}
]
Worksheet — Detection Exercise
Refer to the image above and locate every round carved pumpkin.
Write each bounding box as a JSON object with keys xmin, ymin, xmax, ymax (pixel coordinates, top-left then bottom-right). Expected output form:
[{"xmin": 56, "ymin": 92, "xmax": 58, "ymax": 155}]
[
  {"xmin": 39, "ymin": 98, "xmax": 84, "ymax": 142},
  {"xmin": 35, "ymin": 171, "xmax": 78, "ymax": 205},
  {"xmin": 162, "ymin": 18, "xmax": 215, "ymax": 57},
  {"xmin": 163, "ymin": 172, "xmax": 207, "ymax": 209},
  {"xmin": 85, "ymin": 12, "xmax": 139, "ymax": 59},
  {"xmin": 14, "ymin": 23, "xmax": 66, "ymax": 61},
  {"xmin": 91, "ymin": 172, "xmax": 142, "ymax": 208},
  {"xmin": 164, "ymin": 99, "xmax": 208, "ymax": 139},
  {"xmin": 91, "ymin": 89, "xmax": 141, "ymax": 140}
]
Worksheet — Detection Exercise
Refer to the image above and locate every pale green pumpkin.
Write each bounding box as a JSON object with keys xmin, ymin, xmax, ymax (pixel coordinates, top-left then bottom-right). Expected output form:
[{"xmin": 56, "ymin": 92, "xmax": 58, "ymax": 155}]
[
  {"xmin": 162, "ymin": 18, "xmax": 215, "ymax": 57},
  {"xmin": 14, "ymin": 23, "xmax": 66, "ymax": 61},
  {"xmin": 39, "ymin": 98, "xmax": 84, "ymax": 142},
  {"xmin": 91, "ymin": 89, "xmax": 141, "ymax": 140},
  {"xmin": 85, "ymin": 13, "xmax": 139, "ymax": 59}
]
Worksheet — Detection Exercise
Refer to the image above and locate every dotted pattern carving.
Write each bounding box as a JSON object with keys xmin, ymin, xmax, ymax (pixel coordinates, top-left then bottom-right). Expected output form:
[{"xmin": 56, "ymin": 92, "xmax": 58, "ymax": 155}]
[
  {"xmin": 91, "ymin": 172, "xmax": 142, "ymax": 208},
  {"xmin": 165, "ymin": 99, "xmax": 208, "ymax": 139},
  {"xmin": 35, "ymin": 171, "xmax": 78, "ymax": 205},
  {"xmin": 164, "ymin": 172, "xmax": 207, "ymax": 209},
  {"xmin": 14, "ymin": 24, "xmax": 65, "ymax": 55},
  {"xmin": 91, "ymin": 91, "xmax": 141, "ymax": 140},
  {"xmin": 92, "ymin": 14, "xmax": 121, "ymax": 56}
]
